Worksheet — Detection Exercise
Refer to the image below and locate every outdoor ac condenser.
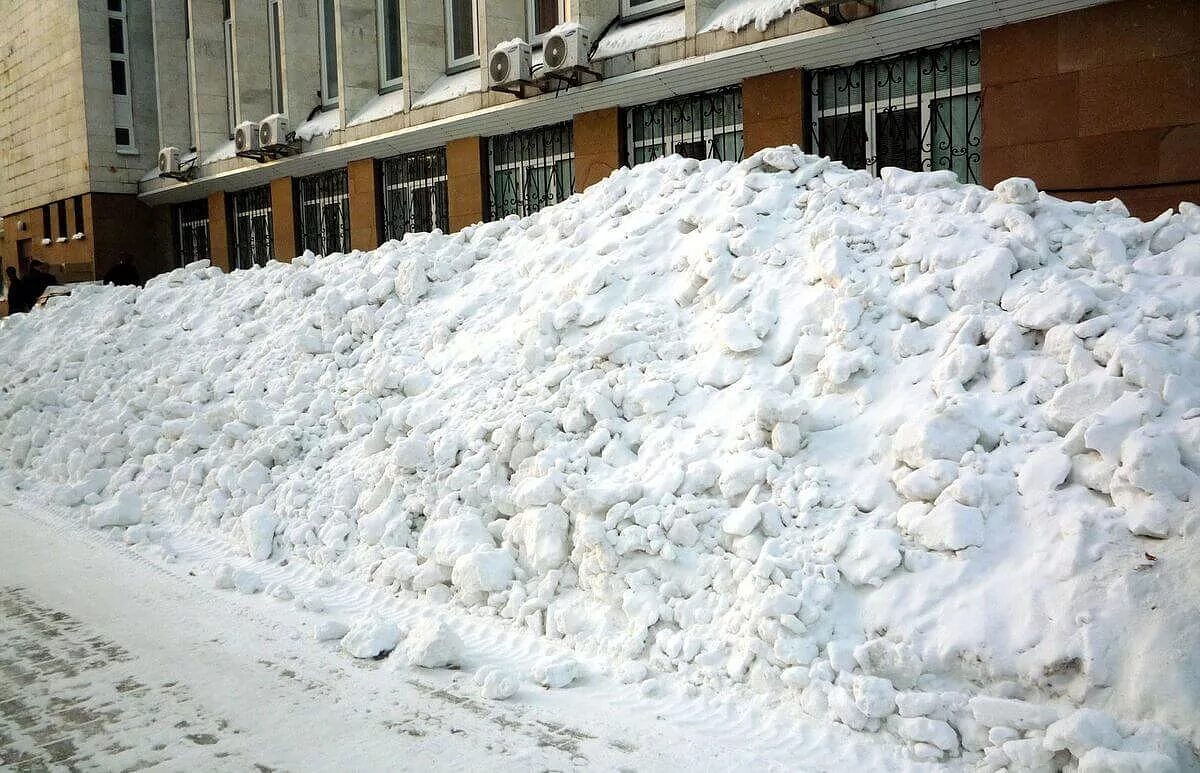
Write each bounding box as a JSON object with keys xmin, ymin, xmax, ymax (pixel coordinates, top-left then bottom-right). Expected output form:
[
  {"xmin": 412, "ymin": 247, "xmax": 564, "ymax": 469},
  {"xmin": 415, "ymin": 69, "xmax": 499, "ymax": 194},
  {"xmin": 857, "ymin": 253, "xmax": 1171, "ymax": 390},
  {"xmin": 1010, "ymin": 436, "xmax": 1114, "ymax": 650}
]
[
  {"xmin": 235, "ymin": 121, "xmax": 260, "ymax": 153},
  {"xmin": 488, "ymin": 40, "xmax": 532, "ymax": 87},
  {"xmin": 543, "ymin": 25, "xmax": 591, "ymax": 73},
  {"xmin": 259, "ymin": 114, "xmax": 289, "ymax": 148},
  {"xmin": 158, "ymin": 146, "xmax": 181, "ymax": 175}
]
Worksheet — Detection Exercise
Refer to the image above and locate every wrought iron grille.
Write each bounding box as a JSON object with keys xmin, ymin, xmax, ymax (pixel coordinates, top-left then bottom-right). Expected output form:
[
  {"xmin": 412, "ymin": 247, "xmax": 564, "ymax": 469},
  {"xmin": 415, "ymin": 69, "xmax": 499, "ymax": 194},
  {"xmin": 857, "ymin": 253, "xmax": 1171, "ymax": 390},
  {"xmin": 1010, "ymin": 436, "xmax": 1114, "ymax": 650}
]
[
  {"xmin": 174, "ymin": 199, "xmax": 210, "ymax": 268},
  {"xmin": 625, "ymin": 86, "xmax": 745, "ymax": 166},
  {"xmin": 487, "ymin": 122, "xmax": 575, "ymax": 220},
  {"xmin": 229, "ymin": 186, "xmax": 274, "ymax": 270},
  {"xmin": 296, "ymin": 169, "xmax": 350, "ymax": 255},
  {"xmin": 808, "ymin": 38, "xmax": 982, "ymax": 184},
  {"xmin": 381, "ymin": 148, "xmax": 449, "ymax": 240}
]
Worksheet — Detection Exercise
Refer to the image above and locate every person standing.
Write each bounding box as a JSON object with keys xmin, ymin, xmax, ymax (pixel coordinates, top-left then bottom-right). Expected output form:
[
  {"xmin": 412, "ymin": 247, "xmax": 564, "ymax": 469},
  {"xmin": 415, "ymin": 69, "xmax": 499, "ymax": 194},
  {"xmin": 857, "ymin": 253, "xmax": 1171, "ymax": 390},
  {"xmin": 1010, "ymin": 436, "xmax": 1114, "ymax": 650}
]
[
  {"xmin": 4, "ymin": 266, "xmax": 30, "ymax": 314},
  {"xmin": 103, "ymin": 252, "xmax": 142, "ymax": 287}
]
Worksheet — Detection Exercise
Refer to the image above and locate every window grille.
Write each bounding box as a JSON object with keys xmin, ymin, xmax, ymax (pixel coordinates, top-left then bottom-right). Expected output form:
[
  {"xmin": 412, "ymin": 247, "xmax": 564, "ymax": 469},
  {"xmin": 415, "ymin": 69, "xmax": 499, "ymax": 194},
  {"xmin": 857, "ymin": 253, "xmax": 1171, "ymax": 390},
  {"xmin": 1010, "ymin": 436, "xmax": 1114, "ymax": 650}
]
[
  {"xmin": 174, "ymin": 199, "xmax": 210, "ymax": 267},
  {"xmin": 296, "ymin": 169, "xmax": 350, "ymax": 256},
  {"xmin": 808, "ymin": 39, "xmax": 982, "ymax": 184},
  {"xmin": 381, "ymin": 148, "xmax": 449, "ymax": 240},
  {"xmin": 487, "ymin": 123, "xmax": 574, "ymax": 221},
  {"xmin": 230, "ymin": 186, "xmax": 274, "ymax": 269},
  {"xmin": 626, "ymin": 86, "xmax": 744, "ymax": 167}
]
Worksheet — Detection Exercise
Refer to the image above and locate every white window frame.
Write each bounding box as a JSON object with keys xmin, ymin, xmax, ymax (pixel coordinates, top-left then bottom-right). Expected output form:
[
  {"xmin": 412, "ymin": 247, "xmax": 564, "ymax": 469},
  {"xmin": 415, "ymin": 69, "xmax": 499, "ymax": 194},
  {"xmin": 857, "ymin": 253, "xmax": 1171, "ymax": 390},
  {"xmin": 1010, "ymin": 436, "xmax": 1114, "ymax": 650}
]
[
  {"xmin": 107, "ymin": 0, "xmax": 136, "ymax": 153},
  {"xmin": 810, "ymin": 83, "xmax": 981, "ymax": 178},
  {"xmin": 377, "ymin": 0, "xmax": 403, "ymax": 92},
  {"xmin": 444, "ymin": 0, "xmax": 479, "ymax": 72},
  {"xmin": 223, "ymin": 14, "xmax": 237, "ymax": 134},
  {"xmin": 620, "ymin": 0, "xmax": 682, "ymax": 21},
  {"xmin": 526, "ymin": 0, "xmax": 565, "ymax": 45},
  {"xmin": 318, "ymin": 0, "xmax": 339, "ymax": 108},
  {"xmin": 267, "ymin": 0, "xmax": 284, "ymax": 114}
]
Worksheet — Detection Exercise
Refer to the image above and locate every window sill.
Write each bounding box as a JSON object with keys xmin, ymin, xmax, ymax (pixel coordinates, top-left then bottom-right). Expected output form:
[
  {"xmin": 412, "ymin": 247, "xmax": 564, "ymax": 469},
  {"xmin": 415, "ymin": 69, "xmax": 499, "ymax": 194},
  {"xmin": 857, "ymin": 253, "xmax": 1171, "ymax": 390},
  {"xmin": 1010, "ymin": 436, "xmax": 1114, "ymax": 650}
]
[
  {"xmin": 621, "ymin": 1, "xmax": 683, "ymax": 23},
  {"xmin": 116, "ymin": 147, "xmax": 139, "ymax": 156},
  {"xmin": 446, "ymin": 59, "xmax": 480, "ymax": 76},
  {"xmin": 378, "ymin": 81, "xmax": 404, "ymax": 96}
]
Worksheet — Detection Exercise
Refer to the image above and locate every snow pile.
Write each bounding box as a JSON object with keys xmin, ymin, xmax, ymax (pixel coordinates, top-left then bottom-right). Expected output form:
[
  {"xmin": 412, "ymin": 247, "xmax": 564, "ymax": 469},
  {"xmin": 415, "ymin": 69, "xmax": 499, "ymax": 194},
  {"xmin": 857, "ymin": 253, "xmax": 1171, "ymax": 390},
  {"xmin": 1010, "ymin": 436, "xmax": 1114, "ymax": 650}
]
[
  {"xmin": 702, "ymin": 0, "xmax": 806, "ymax": 33},
  {"xmin": 2, "ymin": 147, "xmax": 1199, "ymax": 768}
]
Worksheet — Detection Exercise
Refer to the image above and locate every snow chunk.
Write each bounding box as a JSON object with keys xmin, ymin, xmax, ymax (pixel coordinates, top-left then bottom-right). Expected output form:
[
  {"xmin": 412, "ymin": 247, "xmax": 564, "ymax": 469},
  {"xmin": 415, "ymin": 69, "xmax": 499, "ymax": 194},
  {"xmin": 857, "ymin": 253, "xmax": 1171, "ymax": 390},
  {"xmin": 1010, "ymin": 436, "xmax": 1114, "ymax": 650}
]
[
  {"xmin": 342, "ymin": 616, "xmax": 402, "ymax": 658},
  {"xmin": 451, "ymin": 549, "xmax": 516, "ymax": 594},
  {"xmin": 893, "ymin": 413, "xmax": 979, "ymax": 468},
  {"xmin": 241, "ymin": 504, "xmax": 278, "ymax": 561},
  {"xmin": 405, "ymin": 619, "xmax": 463, "ymax": 668},
  {"xmin": 87, "ymin": 490, "xmax": 142, "ymax": 528},
  {"xmin": 531, "ymin": 656, "xmax": 580, "ymax": 688},
  {"xmin": 1044, "ymin": 708, "xmax": 1123, "ymax": 759},
  {"xmin": 1078, "ymin": 748, "xmax": 1178, "ymax": 773},
  {"xmin": 899, "ymin": 500, "xmax": 985, "ymax": 552},
  {"xmin": 969, "ymin": 696, "xmax": 1062, "ymax": 730},
  {"xmin": 314, "ymin": 620, "xmax": 350, "ymax": 642},
  {"xmin": 838, "ymin": 529, "xmax": 902, "ymax": 587},
  {"xmin": 476, "ymin": 666, "xmax": 520, "ymax": 700}
]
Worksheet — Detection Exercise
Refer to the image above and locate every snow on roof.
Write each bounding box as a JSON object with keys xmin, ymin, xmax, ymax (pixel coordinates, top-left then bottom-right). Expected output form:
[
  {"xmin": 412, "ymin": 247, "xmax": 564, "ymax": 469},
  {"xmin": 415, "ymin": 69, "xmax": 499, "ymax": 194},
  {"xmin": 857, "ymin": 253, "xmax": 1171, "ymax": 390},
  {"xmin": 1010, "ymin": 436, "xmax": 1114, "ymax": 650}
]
[
  {"xmin": 202, "ymin": 140, "xmax": 238, "ymax": 165},
  {"xmin": 702, "ymin": 0, "xmax": 805, "ymax": 33},
  {"xmin": 411, "ymin": 69, "xmax": 481, "ymax": 111},
  {"xmin": 594, "ymin": 10, "xmax": 685, "ymax": 60},
  {"xmin": 295, "ymin": 108, "xmax": 342, "ymax": 142},
  {"xmin": 348, "ymin": 89, "xmax": 408, "ymax": 128}
]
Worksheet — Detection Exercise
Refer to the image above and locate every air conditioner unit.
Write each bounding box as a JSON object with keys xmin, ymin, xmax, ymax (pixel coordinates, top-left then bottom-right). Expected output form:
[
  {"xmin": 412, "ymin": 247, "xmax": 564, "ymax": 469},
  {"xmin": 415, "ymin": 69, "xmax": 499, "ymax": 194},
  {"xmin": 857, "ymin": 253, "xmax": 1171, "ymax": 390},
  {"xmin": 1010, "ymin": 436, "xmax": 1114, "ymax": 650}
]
[
  {"xmin": 235, "ymin": 121, "xmax": 260, "ymax": 152},
  {"xmin": 259, "ymin": 114, "xmax": 289, "ymax": 148},
  {"xmin": 543, "ymin": 25, "xmax": 591, "ymax": 73},
  {"xmin": 488, "ymin": 40, "xmax": 531, "ymax": 87},
  {"xmin": 158, "ymin": 146, "xmax": 181, "ymax": 175}
]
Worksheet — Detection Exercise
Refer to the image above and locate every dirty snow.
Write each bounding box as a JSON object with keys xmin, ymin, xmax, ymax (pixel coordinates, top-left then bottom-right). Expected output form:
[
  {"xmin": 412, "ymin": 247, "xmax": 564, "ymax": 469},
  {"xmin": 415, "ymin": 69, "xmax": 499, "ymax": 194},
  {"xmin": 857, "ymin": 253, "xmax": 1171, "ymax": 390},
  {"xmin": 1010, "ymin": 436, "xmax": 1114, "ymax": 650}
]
[{"xmin": 1, "ymin": 147, "xmax": 1199, "ymax": 770}]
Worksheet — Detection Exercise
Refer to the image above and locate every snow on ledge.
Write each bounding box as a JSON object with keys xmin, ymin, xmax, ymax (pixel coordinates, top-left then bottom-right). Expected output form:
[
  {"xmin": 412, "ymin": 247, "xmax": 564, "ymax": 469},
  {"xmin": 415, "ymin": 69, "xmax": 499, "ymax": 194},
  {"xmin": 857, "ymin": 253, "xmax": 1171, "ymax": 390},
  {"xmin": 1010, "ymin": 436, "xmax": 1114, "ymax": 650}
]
[
  {"xmin": 412, "ymin": 69, "xmax": 481, "ymax": 111},
  {"xmin": 593, "ymin": 11, "xmax": 685, "ymax": 60},
  {"xmin": 203, "ymin": 140, "xmax": 238, "ymax": 165},
  {"xmin": 702, "ymin": 0, "xmax": 805, "ymax": 33},
  {"xmin": 295, "ymin": 109, "xmax": 342, "ymax": 142},
  {"xmin": 349, "ymin": 89, "xmax": 408, "ymax": 128}
]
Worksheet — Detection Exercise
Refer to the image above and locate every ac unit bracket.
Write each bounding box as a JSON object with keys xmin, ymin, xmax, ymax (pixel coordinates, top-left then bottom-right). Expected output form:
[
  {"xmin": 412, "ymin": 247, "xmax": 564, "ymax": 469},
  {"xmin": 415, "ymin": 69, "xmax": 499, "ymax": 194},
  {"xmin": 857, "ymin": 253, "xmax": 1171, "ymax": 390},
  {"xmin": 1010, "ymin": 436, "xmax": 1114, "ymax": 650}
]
[
  {"xmin": 239, "ymin": 134, "xmax": 301, "ymax": 163},
  {"xmin": 539, "ymin": 65, "xmax": 603, "ymax": 90},
  {"xmin": 159, "ymin": 156, "xmax": 198, "ymax": 182},
  {"xmin": 489, "ymin": 79, "xmax": 548, "ymax": 99}
]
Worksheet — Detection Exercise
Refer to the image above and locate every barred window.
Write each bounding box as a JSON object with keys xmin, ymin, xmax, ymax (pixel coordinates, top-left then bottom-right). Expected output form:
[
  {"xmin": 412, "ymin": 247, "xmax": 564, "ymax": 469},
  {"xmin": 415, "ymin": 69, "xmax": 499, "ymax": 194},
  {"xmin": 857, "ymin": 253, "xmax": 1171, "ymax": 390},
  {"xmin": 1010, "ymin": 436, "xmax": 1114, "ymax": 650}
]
[
  {"xmin": 808, "ymin": 39, "xmax": 982, "ymax": 184},
  {"xmin": 174, "ymin": 200, "xmax": 210, "ymax": 267},
  {"xmin": 296, "ymin": 169, "xmax": 350, "ymax": 256},
  {"xmin": 626, "ymin": 86, "xmax": 744, "ymax": 167},
  {"xmin": 382, "ymin": 148, "xmax": 449, "ymax": 240},
  {"xmin": 487, "ymin": 123, "xmax": 574, "ymax": 221},
  {"xmin": 230, "ymin": 186, "xmax": 274, "ymax": 269}
]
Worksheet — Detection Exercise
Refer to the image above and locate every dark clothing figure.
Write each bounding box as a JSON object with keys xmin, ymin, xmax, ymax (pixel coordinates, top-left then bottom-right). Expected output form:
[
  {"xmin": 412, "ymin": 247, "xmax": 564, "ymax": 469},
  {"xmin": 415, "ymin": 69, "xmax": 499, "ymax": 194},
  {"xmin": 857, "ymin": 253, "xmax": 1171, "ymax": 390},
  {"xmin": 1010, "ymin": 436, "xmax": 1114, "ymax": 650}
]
[
  {"xmin": 5, "ymin": 267, "xmax": 31, "ymax": 314},
  {"xmin": 103, "ymin": 256, "xmax": 141, "ymax": 287},
  {"xmin": 23, "ymin": 264, "xmax": 59, "ymax": 305}
]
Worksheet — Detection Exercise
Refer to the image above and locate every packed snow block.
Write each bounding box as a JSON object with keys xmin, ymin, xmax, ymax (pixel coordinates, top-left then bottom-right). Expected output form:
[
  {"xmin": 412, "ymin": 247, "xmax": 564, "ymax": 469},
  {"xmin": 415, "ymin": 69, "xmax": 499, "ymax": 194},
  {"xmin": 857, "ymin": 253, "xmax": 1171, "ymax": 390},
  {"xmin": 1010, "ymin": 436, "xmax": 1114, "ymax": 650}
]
[
  {"xmin": 1043, "ymin": 709, "xmax": 1123, "ymax": 759},
  {"xmin": 1017, "ymin": 447, "xmax": 1071, "ymax": 495},
  {"xmin": 475, "ymin": 666, "xmax": 520, "ymax": 700},
  {"xmin": 451, "ymin": 549, "xmax": 516, "ymax": 594},
  {"xmin": 838, "ymin": 529, "xmax": 902, "ymax": 587},
  {"xmin": 893, "ymin": 413, "xmax": 979, "ymax": 468},
  {"xmin": 898, "ymin": 500, "xmax": 985, "ymax": 552},
  {"xmin": 1077, "ymin": 748, "xmax": 1178, "ymax": 773},
  {"xmin": 405, "ymin": 619, "xmax": 463, "ymax": 668},
  {"xmin": 531, "ymin": 656, "xmax": 579, "ymax": 688},
  {"xmin": 341, "ymin": 616, "xmax": 402, "ymax": 659},
  {"xmin": 951, "ymin": 246, "xmax": 1017, "ymax": 307},
  {"xmin": 506, "ymin": 505, "xmax": 569, "ymax": 573},
  {"xmin": 994, "ymin": 177, "xmax": 1039, "ymax": 205},
  {"xmin": 852, "ymin": 674, "xmax": 897, "ymax": 719},
  {"xmin": 854, "ymin": 639, "xmax": 922, "ymax": 690},
  {"xmin": 969, "ymin": 696, "xmax": 1062, "ymax": 731},
  {"xmin": 1011, "ymin": 280, "xmax": 1099, "ymax": 331},
  {"xmin": 896, "ymin": 461, "xmax": 958, "ymax": 502},
  {"xmin": 889, "ymin": 716, "xmax": 959, "ymax": 753},
  {"xmin": 1002, "ymin": 737, "xmax": 1055, "ymax": 769},
  {"xmin": 1116, "ymin": 428, "xmax": 1193, "ymax": 500},
  {"xmin": 314, "ymin": 620, "xmax": 350, "ymax": 642},
  {"xmin": 881, "ymin": 167, "xmax": 958, "ymax": 195},
  {"xmin": 87, "ymin": 490, "xmax": 143, "ymax": 528},
  {"xmin": 1043, "ymin": 375, "xmax": 1128, "ymax": 434},
  {"xmin": 241, "ymin": 504, "xmax": 278, "ymax": 561},
  {"xmin": 233, "ymin": 569, "xmax": 263, "ymax": 594},
  {"xmin": 417, "ymin": 514, "xmax": 494, "ymax": 566}
]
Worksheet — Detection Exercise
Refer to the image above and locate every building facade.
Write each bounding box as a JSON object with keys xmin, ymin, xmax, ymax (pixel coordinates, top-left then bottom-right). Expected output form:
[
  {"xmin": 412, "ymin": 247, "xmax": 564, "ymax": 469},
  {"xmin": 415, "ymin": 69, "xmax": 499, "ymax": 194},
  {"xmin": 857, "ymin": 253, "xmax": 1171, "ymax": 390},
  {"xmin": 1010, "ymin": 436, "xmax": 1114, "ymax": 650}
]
[{"xmin": 1, "ymin": 0, "xmax": 1197, "ymax": 285}]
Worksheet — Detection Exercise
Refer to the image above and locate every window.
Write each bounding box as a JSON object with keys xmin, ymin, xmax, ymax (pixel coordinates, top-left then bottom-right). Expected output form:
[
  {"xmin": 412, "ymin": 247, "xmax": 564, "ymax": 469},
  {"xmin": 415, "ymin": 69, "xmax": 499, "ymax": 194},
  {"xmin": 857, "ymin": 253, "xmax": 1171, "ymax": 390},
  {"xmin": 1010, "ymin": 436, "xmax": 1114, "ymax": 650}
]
[
  {"xmin": 808, "ymin": 39, "xmax": 982, "ymax": 184},
  {"xmin": 72, "ymin": 196, "xmax": 85, "ymax": 235},
  {"xmin": 319, "ymin": 0, "xmax": 339, "ymax": 107},
  {"xmin": 378, "ymin": 0, "xmax": 403, "ymax": 90},
  {"xmin": 296, "ymin": 170, "xmax": 350, "ymax": 256},
  {"xmin": 621, "ymin": 0, "xmax": 682, "ymax": 20},
  {"xmin": 41, "ymin": 206, "xmax": 50, "ymax": 239},
  {"xmin": 382, "ymin": 149, "xmax": 449, "ymax": 240},
  {"xmin": 107, "ymin": 0, "xmax": 135, "ymax": 151},
  {"xmin": 268, "ymin": 0, "xmax": 284, "ymax": 114},
  {"xmin": 626, "ymin": 86, "xmax": 744, "ymax": 167},
  {"xmin": 445, "ymin": 0, "xmax": 477, "ymax": 70},
  {"xmin": 488, "ymin": 123, "xmax": 574, "ymax": 220},
  {"xmin": 174, "ymin": 200, "xmax": 210, "ymax": 267},
  {"xmin": 230, "ymin": 187, "xmax": 274, "ymax": 269},
  {"xmin": 224, "ymin": 1, "xmax": 237, "ymax": 134},
  {"xmin": 527, "ymin": 0, "xmax": 562, "ymax": 42},
  {"xmin": 56, "ymin": 201, "xmax": 68, "ymax": 240}
]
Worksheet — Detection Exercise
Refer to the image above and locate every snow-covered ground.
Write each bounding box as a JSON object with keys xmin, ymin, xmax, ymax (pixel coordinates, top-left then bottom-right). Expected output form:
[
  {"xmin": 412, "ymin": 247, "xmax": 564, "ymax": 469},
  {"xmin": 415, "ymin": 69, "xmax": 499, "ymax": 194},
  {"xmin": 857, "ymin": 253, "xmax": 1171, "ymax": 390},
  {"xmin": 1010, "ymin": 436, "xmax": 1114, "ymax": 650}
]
[{"xmin": 1, "ymin": 147, "xmax": 1198, "ymax": 771}]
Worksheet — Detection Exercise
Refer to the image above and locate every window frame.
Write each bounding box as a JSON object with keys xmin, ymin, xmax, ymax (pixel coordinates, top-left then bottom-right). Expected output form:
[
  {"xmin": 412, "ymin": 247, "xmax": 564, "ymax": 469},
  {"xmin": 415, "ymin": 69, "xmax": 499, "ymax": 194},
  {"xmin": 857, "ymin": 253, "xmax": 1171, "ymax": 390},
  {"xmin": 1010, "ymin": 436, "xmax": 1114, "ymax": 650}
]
[
  {"xmin": 487, "ymin": 122, "xmax": 575, "ymax": 221},
  {"xmin": 526, "ymin": 0, "xmax": 564, "ymax": 45},
  {"xmin": 223, "ymin": 4, "xmax": 237, "ymax": 135},
  {"xmin": 381, "ymin": 149, "xmax": 450, "ymax": 240},
  {"xmin": 107, "ymin": 0, "xmax": 136, "ymax": 153},
  {"xmin": 625, "ymin": 86, "xmax": 745, "ymax": 167},
  {"xmin": 295, "ymin": 170, "xmax": 350, "ymax": 256},
  {"xmin": 444, "ymin": 0, "xmax": 479, "ymax": 73},
  {"xmin": 620, "ymin": 0, "xmax": 682, "ymax": 21},
  {"xmin": 229, "ymin": 186, "xmax": 274, "ymax": 270},
  {"xmin": 318, "ymin": 0, "xmax": 339, "ymax": 108},
  {"xmin": 267, "ymin": 0, "xmax": 284, "ymax": 114},
  {"xmin": 377, "ymin": 0, "xmax": 404, "ymax": 92},
  {"xmin": 174, "ymin": 199, "xmax": 211, "ymax": 268}
]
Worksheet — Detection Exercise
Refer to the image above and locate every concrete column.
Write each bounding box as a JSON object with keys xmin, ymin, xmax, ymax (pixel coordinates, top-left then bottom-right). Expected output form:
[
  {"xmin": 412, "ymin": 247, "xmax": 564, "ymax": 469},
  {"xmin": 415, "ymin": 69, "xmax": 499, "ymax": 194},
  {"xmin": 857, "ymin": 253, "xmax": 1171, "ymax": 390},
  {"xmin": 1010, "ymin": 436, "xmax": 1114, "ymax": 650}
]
[
  {"xmin": 233, "ymin": 0, "xmax": 273, "ymax": 125},
  {"xmin": 565, "ymin": 0, "xmax": 619, "ymax": 38},
  {"xmin": 187, "ymin": 0, "xmax": 232, "ymax": 156},
  {"xmin": 480, "ymin": 0, "xmax": 522, "ymax": 67},
  {"xmin": 574, "ymin": 107, "xmax": 621, "ymax": 192},
  {"xmin": 447, "ymin": 136, "xmax": 485, "ymax": 231},
  {"xmin": 403, "ymin": 0, "xmax": 448, "ymax": 102},
  {"xmin": 151, "ymin": 0, "xmax": 192, "ymax": 151},
  {"xmin": 337, "ymin": 0, "xmax": 378, "ymax": 122},
  {"xmin": 348, "ymin": 158, "xmax": 381, "ymax": 250},
  {"xmin": 280, "ymin": 0, "xmax": 322, "ymax": 125},
  {"xmin": 207, "ymin": 191, "xmax": 230, "ymax": 271},
  {"xmin": 742, "ymin": 69, "xmax": 806, "ymax": 155},
  {"xmin": 269, "ymin": 177, "xmax": 297, "ymax": 261}
]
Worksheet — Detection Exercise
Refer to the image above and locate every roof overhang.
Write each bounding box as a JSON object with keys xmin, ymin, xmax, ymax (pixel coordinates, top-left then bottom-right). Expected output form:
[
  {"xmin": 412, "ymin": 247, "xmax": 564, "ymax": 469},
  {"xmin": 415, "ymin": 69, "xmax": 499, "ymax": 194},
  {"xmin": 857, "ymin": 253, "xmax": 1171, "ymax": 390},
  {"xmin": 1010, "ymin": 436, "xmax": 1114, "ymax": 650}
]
[{"xmin": 139, "ymin": 0, "xmax": 1113, "ymax": 206}]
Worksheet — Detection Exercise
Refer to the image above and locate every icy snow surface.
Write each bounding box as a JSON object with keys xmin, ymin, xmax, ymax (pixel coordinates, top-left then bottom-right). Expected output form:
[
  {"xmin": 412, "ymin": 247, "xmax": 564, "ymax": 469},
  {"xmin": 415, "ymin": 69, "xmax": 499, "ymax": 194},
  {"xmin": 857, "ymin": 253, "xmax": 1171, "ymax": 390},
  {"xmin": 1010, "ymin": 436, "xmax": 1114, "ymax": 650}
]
[
  {"xmin": 703, "ymin": 0, "xmax": 805, "ymax": 33},
  {"xmin": 349, "ymin": 89, "xmax": 407, "ymax": 128},
  {"xmin": 594, "ymin": 11, "xmax": 686, "ymax": 59},
  {"xmin": 412, "ymin": 70, "xmax": 481, "ymax": 111},
  {"xmin": 2, "ymin": 147, "xmax": 1199, "ymax": 769},
  {"xmin": 295, "ymin": 109, "xmax": 342, "ymax": 142}
]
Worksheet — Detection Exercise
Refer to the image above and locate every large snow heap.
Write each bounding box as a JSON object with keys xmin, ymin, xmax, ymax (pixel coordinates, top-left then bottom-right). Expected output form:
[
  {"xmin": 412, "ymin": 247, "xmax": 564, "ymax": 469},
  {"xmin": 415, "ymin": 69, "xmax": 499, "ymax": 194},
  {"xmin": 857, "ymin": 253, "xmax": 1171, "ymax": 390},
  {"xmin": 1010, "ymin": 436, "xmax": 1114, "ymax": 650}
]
[{"xmin": 2, "ymin": 148, "xmax": 1198, "ymax": 769}]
